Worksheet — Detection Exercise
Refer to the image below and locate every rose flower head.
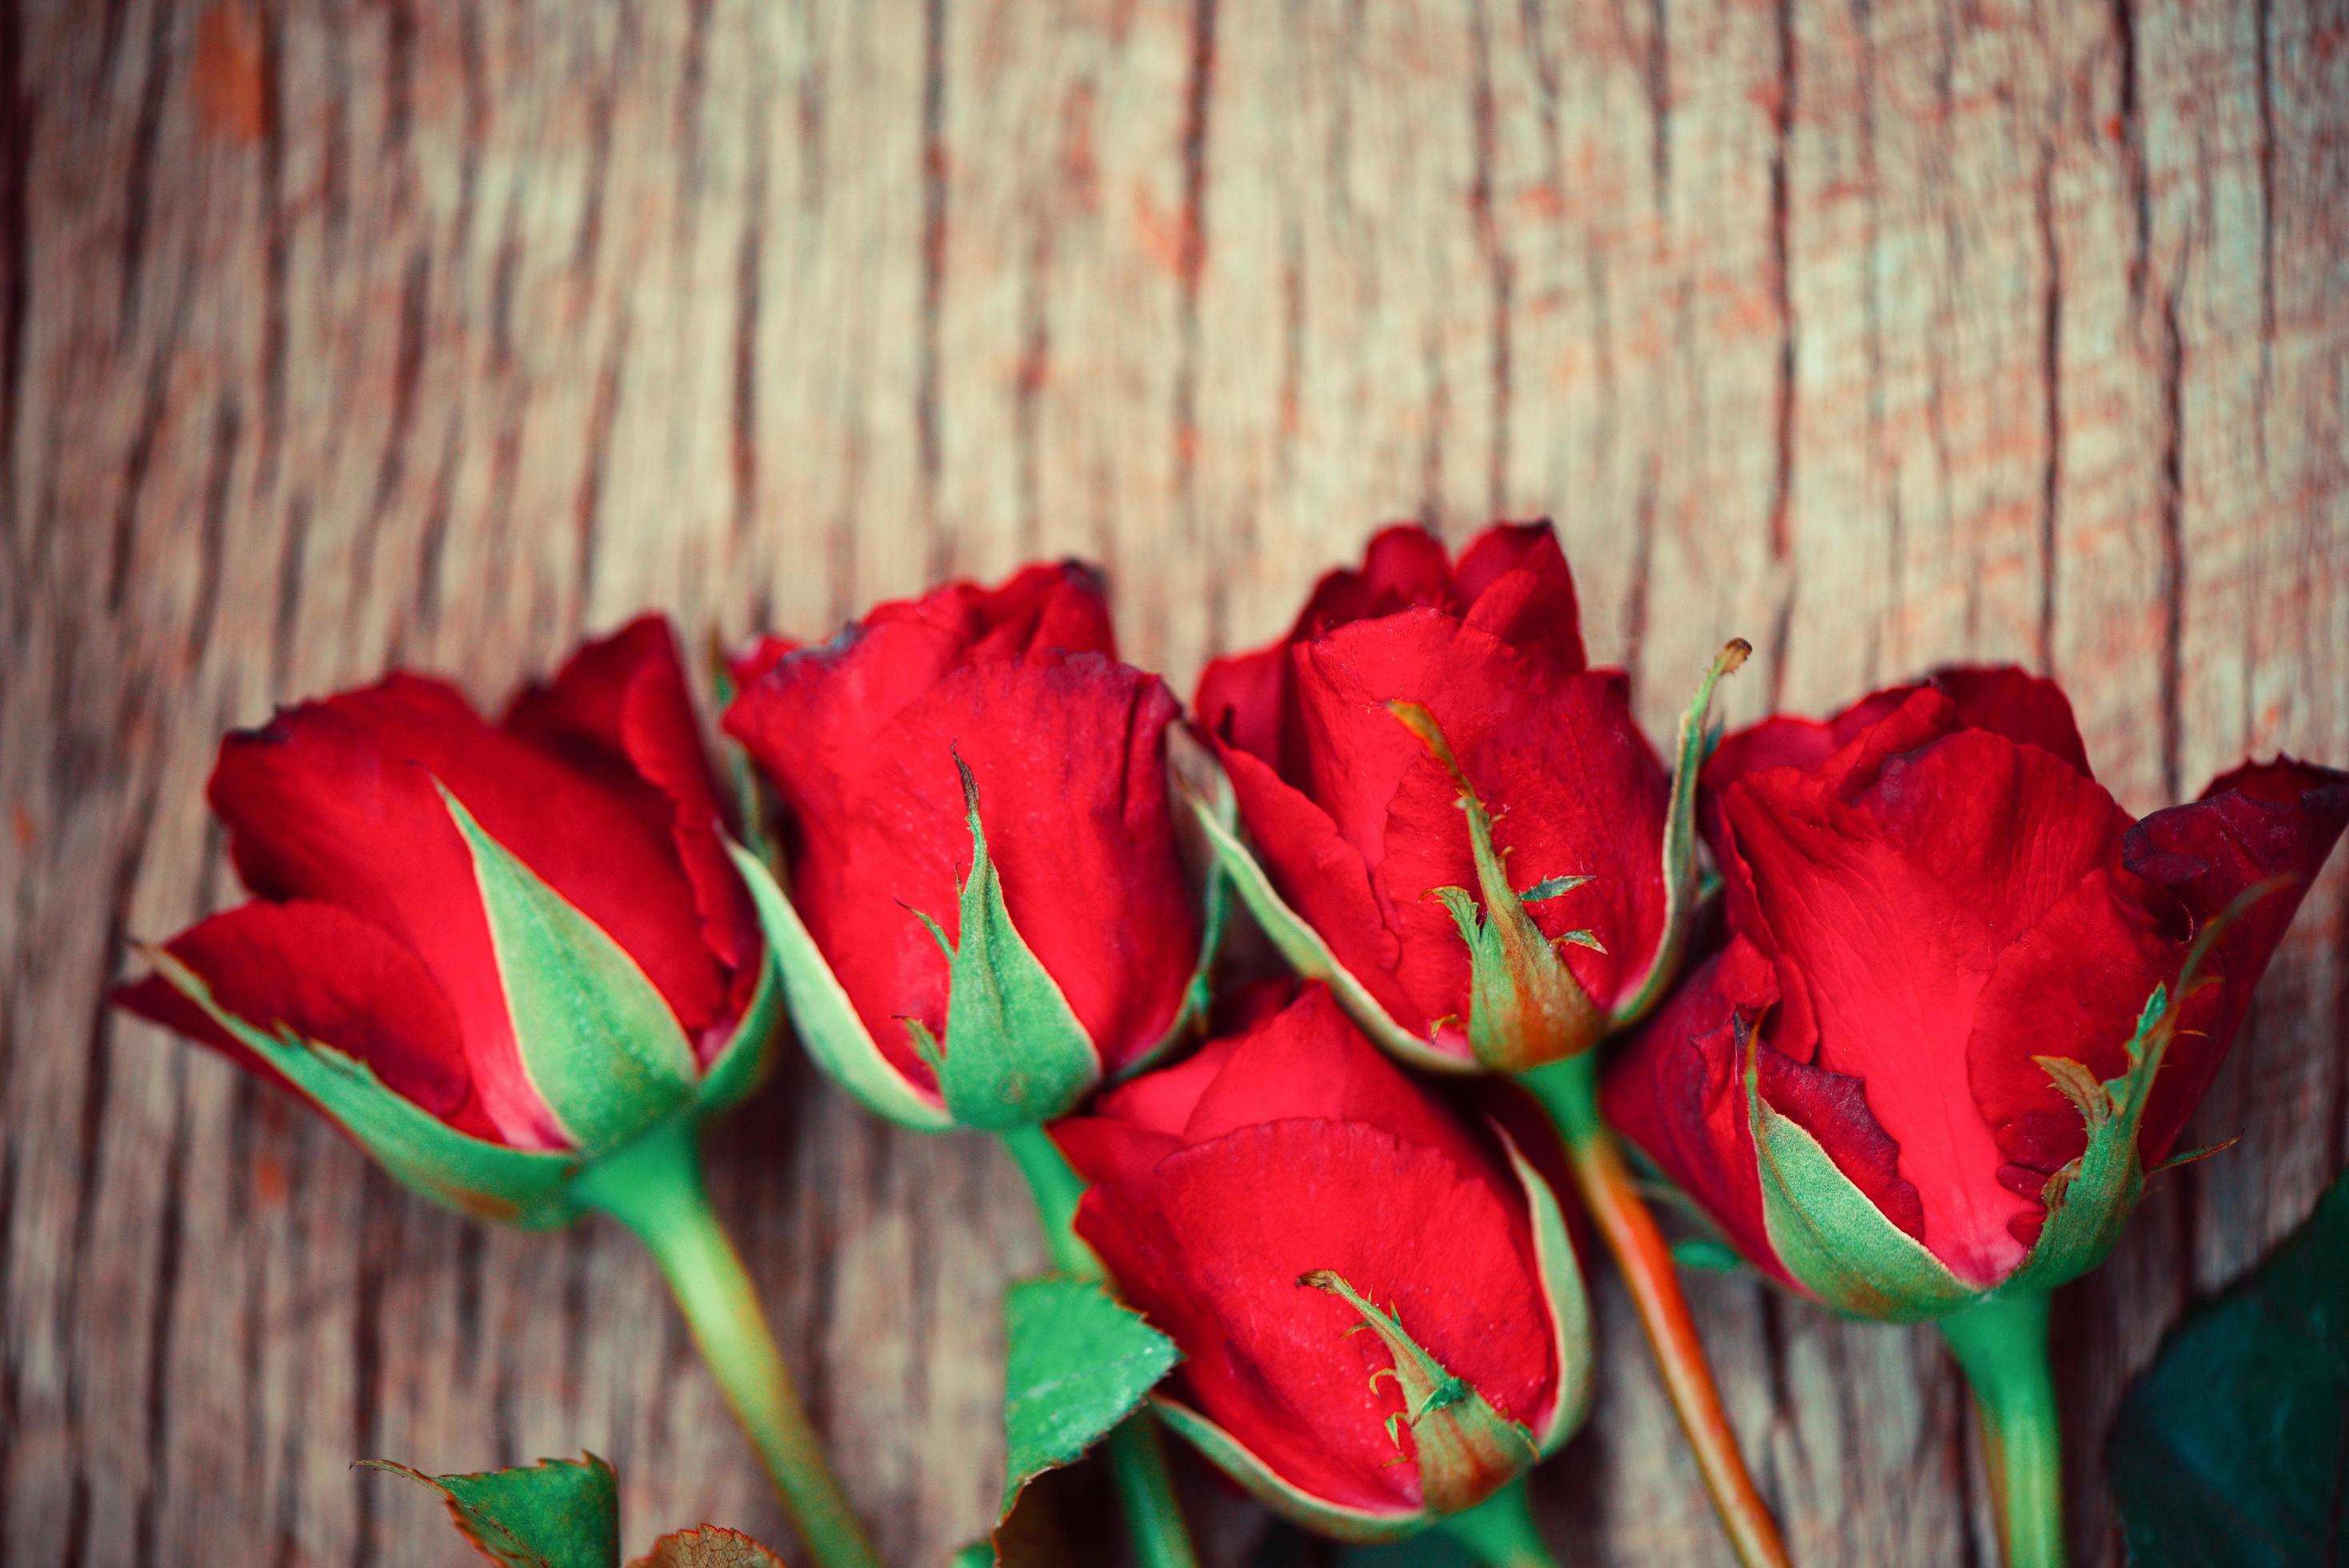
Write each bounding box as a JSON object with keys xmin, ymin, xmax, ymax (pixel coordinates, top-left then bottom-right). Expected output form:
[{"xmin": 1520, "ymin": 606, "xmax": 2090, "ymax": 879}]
[
  {"xmin": 114, "ymin": 618, "xmax": 778, "ymax": 1225},
  {"xmin": 721, "ymin": 562, "xmax": 1215, "ymax": 1131},
  {"xmin": 1603, "ymin": 667, "xmax": 2349, "ymax": 1316},
  {"xmin": 1195, "ymin": 522, "xmax": 1737, "ymax": 1075},
  {"xmin": 1054, "ymin": 982, "xmax": 1590, "ymax": 1542}
]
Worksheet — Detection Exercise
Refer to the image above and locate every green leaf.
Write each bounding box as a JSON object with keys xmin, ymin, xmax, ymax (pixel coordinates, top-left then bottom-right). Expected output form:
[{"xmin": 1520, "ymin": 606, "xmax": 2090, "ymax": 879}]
[
  {"xmin": 726, "ymin": 841, "xmax": 953, "ymax": 1131},
  {"xmin": 931, "ymin": 758, "xmax": 1102, "ymax": 1130},
  {"xmin": 2108, "ymin": 1166, "xmax": 2349, "ymax": 1567},
  {"xmin": 1610, "ymin": 638, "xmax": 1749, "ymax": 1030},
  {"xmin": 1744, "ymin": 1022, "xmax": 1975, "ymax": 1322},
  {"xmin": 364, "ymin": 1454, "xmax": 620, "ymax": 1568},
  {"xmin": 1190, "ymin": 798, "xmax": 1464, "ymax": 1076},
  {"xmin": 142, "ymin": 948, "xmax": 578, "ymax": 1227},
  {"xmin": 626, "ymin": 1526, "xmax": 788, "ymax": 1568},
  {"xmin": 440, "ymin": 786, "xmax": 698, "ymax": 1155},
  {"xmin": 998, "ymin": 1274, "xmax": 1179, "ymax": 1521},
  {"xmin": 1389, "ymin": 702, "xmax": 1602, "ymax": 1073},
  {"xmin": 1297, "ymin": 1269, "xmax": 1539, "ymax": 1516}
]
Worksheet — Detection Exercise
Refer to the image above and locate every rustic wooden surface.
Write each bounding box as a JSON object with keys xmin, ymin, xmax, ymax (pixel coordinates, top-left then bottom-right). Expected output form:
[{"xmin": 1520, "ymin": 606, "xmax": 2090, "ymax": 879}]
[{"xmin": 3, "ymin": 0, "xmax": 2346, "ymax": 1562}]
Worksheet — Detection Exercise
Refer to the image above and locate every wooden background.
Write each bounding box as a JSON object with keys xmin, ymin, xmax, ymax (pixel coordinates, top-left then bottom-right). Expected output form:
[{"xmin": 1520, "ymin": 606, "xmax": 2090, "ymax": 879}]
[{"xmin": 3, "ymin": 0, "xmax": 2346, "ymax": 1562}]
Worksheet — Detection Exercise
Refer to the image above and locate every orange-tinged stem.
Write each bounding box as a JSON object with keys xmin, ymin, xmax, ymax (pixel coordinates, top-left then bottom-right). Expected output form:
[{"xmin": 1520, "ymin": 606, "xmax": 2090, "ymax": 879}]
[{"xmin": 1521, "ymin": 1054, "xmax": 1795, "ymax": 1568}]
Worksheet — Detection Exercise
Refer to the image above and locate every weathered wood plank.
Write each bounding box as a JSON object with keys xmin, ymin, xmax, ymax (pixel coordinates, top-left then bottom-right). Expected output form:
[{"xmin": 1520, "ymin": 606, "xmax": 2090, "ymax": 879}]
[{"xmin": 2, "ymin": 2, "xmax": 2343, "ymax": 1564}]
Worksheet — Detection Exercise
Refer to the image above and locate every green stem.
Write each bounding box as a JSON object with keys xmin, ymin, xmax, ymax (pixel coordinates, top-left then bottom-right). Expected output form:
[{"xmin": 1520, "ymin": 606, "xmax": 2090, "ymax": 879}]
[
  {"xmin": 1439, "ymin": 1477, "xmax": 1563, "ymax": 1568},
  {"xmin": 574, "ymin": 1118, "xmax": 883, "ymax": 1568},
  {"xmin": 1519, "ymin": 1054, "xmax": 1794, "ymax": 1568},
  {"xmin": 1939, "ymin": 1292, "xmax": 2065, "ymax": 1568},
  {"xmin": 997, "ymin": 1124, "xmax": 1201, "ymax": 1568}
]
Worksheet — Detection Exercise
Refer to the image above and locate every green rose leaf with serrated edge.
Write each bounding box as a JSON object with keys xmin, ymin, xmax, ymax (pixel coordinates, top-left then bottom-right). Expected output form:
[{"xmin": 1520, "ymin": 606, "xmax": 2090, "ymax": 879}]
[
  {"xmin": 364, "ymin": 1454, "xmax": 619, "ymax": 1568},
  {"xmin": 440, "ymin": 785, "xmax": 698, "ymax": 1155},
  {"xmin": 998, "ymin": 1274, "xmax": 1180, "ymax": 1522},
  {"xmin": 2108, "ymin": 1166, "xmax": 2349, "ymax": 1567},
  {"xmin": 926, "ymin": 758, "xmax": 1102, "ymax": 1130}
]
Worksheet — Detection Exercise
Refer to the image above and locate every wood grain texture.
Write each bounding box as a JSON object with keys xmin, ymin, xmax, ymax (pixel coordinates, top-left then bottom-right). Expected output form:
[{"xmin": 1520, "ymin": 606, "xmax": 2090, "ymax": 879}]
[{"xmin": 2, "ymin": 0, "xmax": 2345, "ymax": 1562}]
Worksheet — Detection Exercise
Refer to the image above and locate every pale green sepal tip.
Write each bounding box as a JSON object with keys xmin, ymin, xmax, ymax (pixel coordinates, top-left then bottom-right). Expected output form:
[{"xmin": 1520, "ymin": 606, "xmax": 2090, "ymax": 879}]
[
  {"xmin": 439, "ymin": 784, "xmax": 698, "ymax": 1157},
  {"xmin": 931, "ymin": 757, "xmax": 1102, "ymax": 1130},
  {"xmin": 691, "ymin": 931, "xmax": 784, "ymax": 1121},
  {"xmin": 1610, "ymin": 638, "xmax": 1750, "ymax": 1032},
  {"xmin": 1494, "ymin": 1125, "xmax": 1593, "ymax": 1456},
  {"xmin": 1149, "ymin": 1394, "xmax": 1427, "ymax": 1544},
  {"xmin": 143, "ymin": 949, "xmax": 578, "ymax": 1228},
  {"xmin": 725, "ymin": 841, "xmax": 952, "ymax": 1131},
  {"xmin": 1189, "ymin": 797, "xmax": 1469, "ymax": 1076},
  {"xmin": 1744, "ymin": 1027, "xmax": 1975, "ymax": 1322}
]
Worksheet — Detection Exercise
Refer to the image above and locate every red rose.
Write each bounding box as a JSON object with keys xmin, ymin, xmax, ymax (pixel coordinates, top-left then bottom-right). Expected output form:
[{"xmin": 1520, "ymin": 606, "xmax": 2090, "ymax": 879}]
[
  {"xmin": 722, "ymin": 562, "xmax": 1209, "ymax": 1130},
  {"xmin": 1054, "ymin": 982, "xmax": 1587, "ymax": 1540},
  {"xmin": 1602, "ymin": 667, "xmax": 2349, "ymax": 1310},
  {"xmin": 1195, "ymin": 522, "xmax": 1703, "ymax": 1073},
  {"xmin": 114, "ymin": 618, "xmax": 774, "ymax": 1221}
]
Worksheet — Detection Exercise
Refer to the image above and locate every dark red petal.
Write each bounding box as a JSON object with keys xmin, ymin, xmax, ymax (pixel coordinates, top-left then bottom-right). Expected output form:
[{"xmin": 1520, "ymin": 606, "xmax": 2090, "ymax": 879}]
[
  {"xmin": 770, "ymin": 651, "xmax": 1199, "ymax": 1086},
  {"xmin": 1925, "ymin": 666, "xmax": 2094, "ymax": 778},
  {"xmin": 1451, "ymin": 521, "xmax": 1585, "ymax": 674},
  {"xmin": 1376, "ymin": 669, "xmax": 1668, "ymax": 1026},
  {"xmin": 505, "ymin": 616, "xmax": 758, "ymax": 1057},
  {"xmin": 1599, "ymin": 938, "xmax": 1794, "ymax": 1288},
  {"xmin": 1757, "ymin": 1046, "xmax": 1928, "ymax": 1244},
  {"xmin": 210, "ymin": 674, "xmax": 706, "ymax": 1148},
  {"xmin": 2123, "ymin": 758, "xmax": 2349, "ymax": 1162},
  {"xmin": 1721, "ymin": 725, "xmax": 2132, "ymax": 1286},
  {"xmin": 1086, "ymin": 1037, "xmax": 1242, "ymax": 1138},
  {"xmin": 1076, "ymin": 1118, "xmax": 1551, "ymax": 1514},
  {"xmin": 115, "ymin": 901, "xmax": 500, "ymax": 1142},
  {"xmin": 1216, "ymin": 742, "xmax": 1427, "ymax": 1040}
]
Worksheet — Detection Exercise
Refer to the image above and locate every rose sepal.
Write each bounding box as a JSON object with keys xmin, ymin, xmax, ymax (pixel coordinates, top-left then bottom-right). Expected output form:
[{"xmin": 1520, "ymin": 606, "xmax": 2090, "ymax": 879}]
[
  {"xmin": 135, "ymin": 945, "xmax": 581, "ymax": 1226},
  {"xmin": 903, "ymin": 758, "xmax": 1106, "ymax": 1129},
  {"xmin": 726, "ymin": 839, "xmax": 954, "ymax": 1132},
  {"xmin": 439, "ymin": 782, "xmax": 702, "ymax": 1156},
  {"xmin": 1609, "ymin": 638, "xmax": 1750, "ymax": 1030},
  {"xmin": 692, "ymin": 935, "xmax": 786, "ymax": 1120},
  {"xmin": 1390, "ymin": 701, "xmax": 1605, "ymax": 1071},
  {"xmin": 1494, "ymin": 1123, "xmax": 1595, "ymax": 1456}
]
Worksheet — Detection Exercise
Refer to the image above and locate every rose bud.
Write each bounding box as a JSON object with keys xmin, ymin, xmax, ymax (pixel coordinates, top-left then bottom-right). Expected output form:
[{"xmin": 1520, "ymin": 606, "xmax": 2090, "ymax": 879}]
[
  {"xmin": 1194, "ymin": 520, "xmax": 1743, "ymax": 1074},
  {"xmin": 113, "ymin": 619, "xmax": 881, "ymax": 1568},
  {"xmin": 1601, "ymin": 666, "xmax": 2349, "ymax": 1567},
  {"xmin": 720, "ymin": 562, "xmax": 1216, "ymax": 1132},
  {"xmin": 1054, "ymin": 982, "xmax": 1588, "ymax": 1551},
  {"xmin": 1192, "ymin": 524, "xmax": 1788, "ymax": 1568},
  {"xmin": 114, "ymin": 617, "xmax": 777, "ymax": 1218}
]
